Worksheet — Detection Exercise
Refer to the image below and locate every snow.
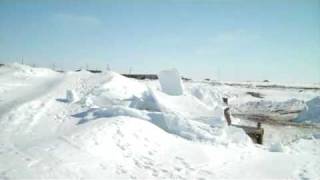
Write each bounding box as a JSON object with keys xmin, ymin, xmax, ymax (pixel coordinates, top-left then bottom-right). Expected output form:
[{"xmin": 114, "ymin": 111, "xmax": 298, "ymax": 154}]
[
  {"xmin": 269, "ymin": 142, "xmax": 285, "ymax": 152},
  {"xmin": 0, "ymin": 63, "xmax": 320, "ymax": 179},
  {"xmin": 158, "ymin": 69, "xmax": 184, "ymax": 96},
  {"xmin": 295, "ymin": 96, "xmax": 320, "ymax": 123},
  {"xmin": 66, "ymin": 90, "xmax": 79, "ymax": 103},
  {"xmin": 233, "ymin": 98, "xmax": 305, "ymax": 115}
]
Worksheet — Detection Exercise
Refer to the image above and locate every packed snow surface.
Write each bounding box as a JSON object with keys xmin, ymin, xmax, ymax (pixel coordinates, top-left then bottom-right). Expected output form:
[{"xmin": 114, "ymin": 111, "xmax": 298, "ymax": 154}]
[{"xmin": 0, "ymin": 64, "xmax": 319, "ymax": 179}]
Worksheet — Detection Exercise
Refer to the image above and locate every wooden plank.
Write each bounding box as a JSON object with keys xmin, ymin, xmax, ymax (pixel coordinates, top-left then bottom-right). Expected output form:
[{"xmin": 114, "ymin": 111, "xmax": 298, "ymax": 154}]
[
  {"xmin": 222, "ymin": 97, "xmax": 264, "ymax": 144},
  {"xmin": 231, "ymin": 124, "xmax": 264, "ymax": 144}
]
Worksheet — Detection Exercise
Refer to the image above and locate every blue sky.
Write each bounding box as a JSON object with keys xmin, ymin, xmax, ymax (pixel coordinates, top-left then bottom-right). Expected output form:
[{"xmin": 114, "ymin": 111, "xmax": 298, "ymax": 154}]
[{"xmin": 0, "ymin": 0, "xmax": 319, "ymax": 82}]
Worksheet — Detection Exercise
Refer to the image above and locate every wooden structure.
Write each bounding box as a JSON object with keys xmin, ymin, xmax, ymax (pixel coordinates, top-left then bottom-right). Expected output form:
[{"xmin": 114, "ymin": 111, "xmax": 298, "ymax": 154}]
[
  {"xmin": 231, "ymin": 123, "xmax": 264, "ymax": 144},
  {"xmin": 223, "ymin": 97, "xmax": 264, "ymax": 144}
]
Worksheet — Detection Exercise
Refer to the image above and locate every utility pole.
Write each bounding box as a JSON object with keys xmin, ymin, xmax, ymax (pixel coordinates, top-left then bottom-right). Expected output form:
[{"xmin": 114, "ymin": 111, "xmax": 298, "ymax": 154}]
[
  {"xmin": 129, "ymin": 67, "xmax": 132, "ymax": 74},
  {"xmin": 21, "ymin": 57, "xmax": 24, "ymax": 64}
]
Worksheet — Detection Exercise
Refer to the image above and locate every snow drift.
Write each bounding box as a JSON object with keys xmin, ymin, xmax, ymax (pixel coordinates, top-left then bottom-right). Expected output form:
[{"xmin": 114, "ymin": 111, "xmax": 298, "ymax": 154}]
[
  {"xmin": 2, "ymin": 64, "xmax": 319, "ymax": 179},
  {"xmin": 77, "ymin": 71, "xmax": 250, "ymax": 145}
]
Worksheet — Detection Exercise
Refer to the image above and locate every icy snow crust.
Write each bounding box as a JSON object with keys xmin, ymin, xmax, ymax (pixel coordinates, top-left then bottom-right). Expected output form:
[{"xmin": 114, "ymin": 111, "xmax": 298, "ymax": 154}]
[
  {"xmin": 295, "ymin": 96, "xmax": 320, "ymax": 123},
  {"xmin": 0, "ymin": 64, "xmax": 319, "ymax": 179}
]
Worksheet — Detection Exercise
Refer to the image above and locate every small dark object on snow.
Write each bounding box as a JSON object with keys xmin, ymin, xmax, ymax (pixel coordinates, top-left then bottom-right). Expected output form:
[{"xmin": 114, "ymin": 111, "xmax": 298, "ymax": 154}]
[
  {"xmin": 246, "ymin": 91, "xmax": 264, "ymax": 98},
  {"xmin": 223, "ymin": 97, "xmax": 228, "ymax": 105},
  {"xmin": 182, "ymin": 77, "xmax": 192, "ymax": 81},
  {"xmin": 88, "ymin": 70, "xmax": 102, "ymax": 73}
]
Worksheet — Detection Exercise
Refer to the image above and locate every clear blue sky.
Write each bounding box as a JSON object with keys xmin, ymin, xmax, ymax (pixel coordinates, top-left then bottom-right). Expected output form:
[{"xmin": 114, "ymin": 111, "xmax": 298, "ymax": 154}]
[{"xmin": 0, "ymin": 0, "xmax": 319, "ymax": 82}]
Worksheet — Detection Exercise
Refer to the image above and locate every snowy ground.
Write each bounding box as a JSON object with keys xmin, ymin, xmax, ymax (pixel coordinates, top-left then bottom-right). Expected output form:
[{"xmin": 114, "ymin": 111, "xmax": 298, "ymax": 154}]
[{"xmin": 0, "ymin": 63, "xmax": 319, "ymax": 179}]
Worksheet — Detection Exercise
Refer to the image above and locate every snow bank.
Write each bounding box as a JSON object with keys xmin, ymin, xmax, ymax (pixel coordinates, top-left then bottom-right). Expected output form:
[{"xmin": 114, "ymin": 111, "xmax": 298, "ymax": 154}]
[
  {"xmin": 294, "ymin": 96, "xmax": 320, "ymax": 123},
  {"xmin": 158, "ymin": 69, "xmax": 184, "ymax": 96},
  {"xmin": 75, "ymin": 72, "xmax": 251, "ymax": 146}
]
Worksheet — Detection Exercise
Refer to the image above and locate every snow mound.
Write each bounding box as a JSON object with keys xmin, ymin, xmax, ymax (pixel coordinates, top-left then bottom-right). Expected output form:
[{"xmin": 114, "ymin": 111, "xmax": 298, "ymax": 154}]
[
  {"xmin": 294, "ymin": 96, "xmax": 320, "ymax": 123},
  {"xmin": 22, "ymin": 116, "xmax": 228, "ymax": 179},
  {"xmin": 151, "ymin": 89, "xmax": 218, "ymax": 118},
  {"xmin": 84, "ymin": 71, "xmax": 148, "ymax": 107},
  {"xmin": 158, "ymin": 69, "xmax": 184, "ymax": 96},
  {"xmin": 187, "ymin": 83, "xmax": 225, "ymax": 109},
  {"xmin": 75, "ymin": 72, "xmax": 251, "ymax": 146}
]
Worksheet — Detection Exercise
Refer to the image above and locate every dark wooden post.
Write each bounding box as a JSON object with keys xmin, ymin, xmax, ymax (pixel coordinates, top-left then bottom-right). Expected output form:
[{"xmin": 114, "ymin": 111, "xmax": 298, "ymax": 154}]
[
  {"xmin": 257, "ymin": 122, "xmax": 263, "ymax": 144},
  {"xmin": 223, "ymin": 97, "xmax": 228, "ymax": 105},
  {"xmin": 257, "ymin": 122, "xmax": 261, "ymax": 129},
  {"xmin": 224, "ymin": 107, "xmax": 232, "ymax": 126},
  {"xmin": 223, "ymin": 97, "xmax": 232, "ymax": 126}
]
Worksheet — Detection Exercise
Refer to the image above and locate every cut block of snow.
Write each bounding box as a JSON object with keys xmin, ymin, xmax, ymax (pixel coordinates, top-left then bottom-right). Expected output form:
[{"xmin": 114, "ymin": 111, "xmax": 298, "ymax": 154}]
[
  {"xmin": 66, "ymin": 90, "xmax": 78, "ymax": 103},
  {"xmin": 294, "ymin": 96, "xmax": 320, "ymax": 123},
  {"xmin": 158, "ymin": 69, "xmax": 184, "ymax": 96},
  {"xmin": 269, "ymin": 142, "xmax": 285, "ymax": 152}
]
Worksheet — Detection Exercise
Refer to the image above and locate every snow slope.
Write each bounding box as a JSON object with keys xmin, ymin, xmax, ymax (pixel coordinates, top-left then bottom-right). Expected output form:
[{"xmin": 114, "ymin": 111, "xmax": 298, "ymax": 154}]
[
  {"xmin": 0, "ymin": 64, "xmax": 319, "ymax": 179},
  {"xmin": 0, "ymin": 63, "xmax": 62, "ymax": 116}
]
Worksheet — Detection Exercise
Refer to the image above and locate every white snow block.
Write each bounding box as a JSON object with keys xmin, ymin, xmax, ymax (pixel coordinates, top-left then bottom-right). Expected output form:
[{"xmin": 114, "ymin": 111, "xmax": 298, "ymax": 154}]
[
  {"xmin": 269, "ymin": 142, "xmax": 285, "ymax": 152},
  {"xmin": 158, "ymin": 69, "xmax": 184, "ymax": 96},
  {"xmin": 66, "ymin": 90, "xmax": 78, "ymax": 103}
]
